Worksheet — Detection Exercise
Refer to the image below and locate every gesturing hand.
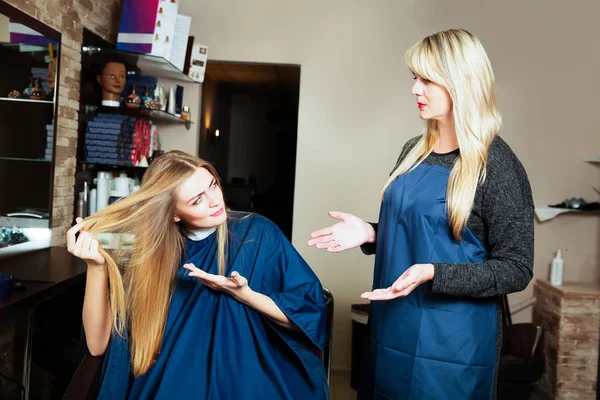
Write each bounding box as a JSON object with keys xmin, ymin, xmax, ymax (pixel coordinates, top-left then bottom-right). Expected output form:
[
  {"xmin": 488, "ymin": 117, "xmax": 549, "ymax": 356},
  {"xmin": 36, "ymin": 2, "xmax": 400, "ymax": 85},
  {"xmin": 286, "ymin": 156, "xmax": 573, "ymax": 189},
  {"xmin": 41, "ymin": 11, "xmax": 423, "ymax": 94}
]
[
  {"xmin": 184, "ymin": 263, "xmax": 251, "ymax": 302},
  {"xmin": 308, "ymin": 211, "xmax": 375, "ymax": 253},
  {"xmin": 361, "ymin": 264, "xmax": 434, "ymax": 300}
]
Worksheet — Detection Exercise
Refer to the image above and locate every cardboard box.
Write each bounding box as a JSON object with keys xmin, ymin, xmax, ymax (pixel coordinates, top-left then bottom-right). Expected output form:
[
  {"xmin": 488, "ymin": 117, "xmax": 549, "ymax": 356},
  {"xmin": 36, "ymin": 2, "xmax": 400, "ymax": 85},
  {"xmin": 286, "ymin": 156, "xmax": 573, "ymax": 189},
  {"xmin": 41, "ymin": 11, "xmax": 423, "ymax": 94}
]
[
  {"xmin": 169, "ymin": 14, "xmax": 191, "ymax": 71},
  {"xmin": 188, "ymin": 44, "xmax": 208, "ymax": 83},
  {"xmin": 116, "ymin": 0, "xmax": 179, "ymax": 59}
]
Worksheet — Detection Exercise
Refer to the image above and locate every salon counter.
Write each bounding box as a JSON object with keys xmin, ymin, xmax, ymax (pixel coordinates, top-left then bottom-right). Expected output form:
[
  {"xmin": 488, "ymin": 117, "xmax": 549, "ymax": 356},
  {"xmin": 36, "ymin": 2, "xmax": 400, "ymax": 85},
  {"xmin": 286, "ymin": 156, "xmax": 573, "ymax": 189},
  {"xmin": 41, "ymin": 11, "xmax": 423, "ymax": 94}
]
[
  {"xmin": 0, "ymin": 247, "xmax": 87, "ymax": 318},
  {"xmin": 0, "ymin": 247, "xmax": 87, "ymax": 400}
]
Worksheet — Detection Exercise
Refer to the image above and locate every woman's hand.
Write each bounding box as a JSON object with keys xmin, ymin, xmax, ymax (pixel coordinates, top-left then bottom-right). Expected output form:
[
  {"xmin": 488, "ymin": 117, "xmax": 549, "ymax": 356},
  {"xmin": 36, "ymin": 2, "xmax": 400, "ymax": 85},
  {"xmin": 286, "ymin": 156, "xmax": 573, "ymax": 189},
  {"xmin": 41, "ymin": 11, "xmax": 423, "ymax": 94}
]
[
  {"xmin": 361, "ymin": 264, "xmax": 435, "ymax": 300},
  {"xmin": 184, "ymin": 263, "xmax": 251, "ymax": 303},
  {"xmin": 67, "ymin": 217, "xmax": 105, "ymax": 267},
  {"xmin": 308, "ymin": 211, "xmax": 376, "ymax": 253}
]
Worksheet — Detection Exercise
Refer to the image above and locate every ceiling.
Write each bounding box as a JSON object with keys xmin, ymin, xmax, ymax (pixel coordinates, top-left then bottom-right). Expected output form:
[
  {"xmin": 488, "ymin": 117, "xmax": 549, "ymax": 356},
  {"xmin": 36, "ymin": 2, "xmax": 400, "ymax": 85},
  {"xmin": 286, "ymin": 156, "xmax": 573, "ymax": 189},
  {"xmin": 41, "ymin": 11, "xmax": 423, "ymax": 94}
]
[{"xmin": 205, "ymin": 62, "xmax": 300, "ymax": 87}]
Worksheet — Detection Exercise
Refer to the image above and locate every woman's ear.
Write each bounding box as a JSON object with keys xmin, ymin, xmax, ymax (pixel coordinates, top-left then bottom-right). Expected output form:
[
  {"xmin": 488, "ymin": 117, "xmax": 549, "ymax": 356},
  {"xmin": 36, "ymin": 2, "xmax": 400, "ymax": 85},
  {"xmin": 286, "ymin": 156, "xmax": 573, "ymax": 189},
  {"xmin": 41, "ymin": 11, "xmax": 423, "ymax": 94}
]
[{"xmin": 173, "ymin": 215, "xmax": 181, "ymax": 223}]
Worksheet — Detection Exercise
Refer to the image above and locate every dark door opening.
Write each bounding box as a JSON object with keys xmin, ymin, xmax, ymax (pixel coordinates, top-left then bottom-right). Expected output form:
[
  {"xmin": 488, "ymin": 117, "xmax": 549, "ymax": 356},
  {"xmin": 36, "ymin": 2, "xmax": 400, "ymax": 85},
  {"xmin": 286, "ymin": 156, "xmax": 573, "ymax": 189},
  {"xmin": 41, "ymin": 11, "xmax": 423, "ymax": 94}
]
[{"xmin": 200, "ymin": 62, "xmax": 300, "ymax": 240}]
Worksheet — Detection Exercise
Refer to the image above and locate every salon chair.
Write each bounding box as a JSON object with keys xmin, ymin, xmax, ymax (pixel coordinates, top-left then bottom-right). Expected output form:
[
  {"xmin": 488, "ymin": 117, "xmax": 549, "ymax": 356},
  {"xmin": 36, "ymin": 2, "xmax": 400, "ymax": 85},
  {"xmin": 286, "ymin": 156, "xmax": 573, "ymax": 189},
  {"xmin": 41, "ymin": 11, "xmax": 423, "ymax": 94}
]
[{"xmin": 497, "ymin": 295, "xmax": 545, "ymax": 400}]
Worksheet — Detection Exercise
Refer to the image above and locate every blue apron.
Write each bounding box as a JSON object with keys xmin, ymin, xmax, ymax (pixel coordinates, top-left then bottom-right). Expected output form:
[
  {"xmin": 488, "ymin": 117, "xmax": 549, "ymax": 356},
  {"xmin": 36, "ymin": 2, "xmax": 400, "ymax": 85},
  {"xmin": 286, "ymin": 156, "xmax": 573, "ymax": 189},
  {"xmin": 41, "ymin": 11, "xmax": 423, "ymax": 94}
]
[{"xmin": 359, "ymin": 163, "xmax": 497, "ymax": 400}]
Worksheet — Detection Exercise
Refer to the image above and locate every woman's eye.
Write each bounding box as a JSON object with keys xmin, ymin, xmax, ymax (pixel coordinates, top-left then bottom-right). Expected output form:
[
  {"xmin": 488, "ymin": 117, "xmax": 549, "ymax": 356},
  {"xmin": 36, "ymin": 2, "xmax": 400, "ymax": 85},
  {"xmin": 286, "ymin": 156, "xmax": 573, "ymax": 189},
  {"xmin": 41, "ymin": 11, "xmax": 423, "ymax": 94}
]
[{"xmin": 193, "ymin": 196, "xmax": 204, "ymax": 205}]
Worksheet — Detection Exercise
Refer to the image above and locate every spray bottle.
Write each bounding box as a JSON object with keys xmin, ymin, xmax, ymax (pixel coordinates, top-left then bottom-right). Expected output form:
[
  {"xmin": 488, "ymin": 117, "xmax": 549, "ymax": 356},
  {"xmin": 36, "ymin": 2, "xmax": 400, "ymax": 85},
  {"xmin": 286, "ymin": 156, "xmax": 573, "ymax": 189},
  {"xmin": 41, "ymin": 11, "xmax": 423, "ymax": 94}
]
[{"xmin": 550, "ymin": 248, "xmax": 564, "ymax": 286}]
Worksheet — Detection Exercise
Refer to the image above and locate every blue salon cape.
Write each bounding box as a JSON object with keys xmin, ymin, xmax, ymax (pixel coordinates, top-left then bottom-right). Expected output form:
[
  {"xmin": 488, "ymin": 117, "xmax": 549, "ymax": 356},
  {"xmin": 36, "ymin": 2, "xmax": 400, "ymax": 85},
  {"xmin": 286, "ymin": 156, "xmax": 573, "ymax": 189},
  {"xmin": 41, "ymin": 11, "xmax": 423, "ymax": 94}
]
[
  {"xmin": 359, "ymin": 164, "xmax": 497, "ymax": 400},
  {"xmin": 97, "ymin": 214, "xmax": 329, "ymax": 399}
]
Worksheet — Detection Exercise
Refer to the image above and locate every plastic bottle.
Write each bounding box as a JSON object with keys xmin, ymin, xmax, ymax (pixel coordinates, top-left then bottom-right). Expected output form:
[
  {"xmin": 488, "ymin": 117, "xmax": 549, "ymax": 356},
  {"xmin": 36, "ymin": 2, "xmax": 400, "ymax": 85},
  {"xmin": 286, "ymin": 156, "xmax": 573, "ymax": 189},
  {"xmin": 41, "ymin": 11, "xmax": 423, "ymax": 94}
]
[{"xmin": 550, "ymin": 248, "xmax": 564, "ymax": 286}]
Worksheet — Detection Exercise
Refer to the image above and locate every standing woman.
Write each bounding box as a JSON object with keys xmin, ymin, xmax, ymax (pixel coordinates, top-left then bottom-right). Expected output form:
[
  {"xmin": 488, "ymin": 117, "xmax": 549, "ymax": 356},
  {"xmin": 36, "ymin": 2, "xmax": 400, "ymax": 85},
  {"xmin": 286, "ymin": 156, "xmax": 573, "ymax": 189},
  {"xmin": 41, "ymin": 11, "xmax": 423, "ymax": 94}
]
[{"xmin": 308, "ymin": 29, "xmax": 534, "ymax": 399}]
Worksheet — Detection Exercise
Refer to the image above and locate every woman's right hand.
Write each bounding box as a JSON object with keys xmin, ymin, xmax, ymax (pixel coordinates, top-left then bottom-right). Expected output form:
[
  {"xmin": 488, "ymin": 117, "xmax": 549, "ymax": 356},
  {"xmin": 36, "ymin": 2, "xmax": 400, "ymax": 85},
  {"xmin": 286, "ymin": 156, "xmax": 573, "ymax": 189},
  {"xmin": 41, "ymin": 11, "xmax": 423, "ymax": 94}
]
[
  {"xmin": 67, "ymin": 217, "xmax": 105, "ymax": 267},
  {"xmin": 308, "ymin": 211, "xmax": 376, "ymax": 253}
]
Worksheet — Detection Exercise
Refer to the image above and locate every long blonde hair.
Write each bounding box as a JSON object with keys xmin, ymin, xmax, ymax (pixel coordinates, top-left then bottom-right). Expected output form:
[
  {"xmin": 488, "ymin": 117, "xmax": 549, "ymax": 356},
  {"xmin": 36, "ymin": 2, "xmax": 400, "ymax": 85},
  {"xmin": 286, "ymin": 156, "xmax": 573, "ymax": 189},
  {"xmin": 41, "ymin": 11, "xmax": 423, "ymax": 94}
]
[
  {"xmin": 382, "ymin": 29, "xmax": 502, "ymax": 239},
  {"xmin": 83, "ymin": 151, "xmax": 228, "ymax": 377}
]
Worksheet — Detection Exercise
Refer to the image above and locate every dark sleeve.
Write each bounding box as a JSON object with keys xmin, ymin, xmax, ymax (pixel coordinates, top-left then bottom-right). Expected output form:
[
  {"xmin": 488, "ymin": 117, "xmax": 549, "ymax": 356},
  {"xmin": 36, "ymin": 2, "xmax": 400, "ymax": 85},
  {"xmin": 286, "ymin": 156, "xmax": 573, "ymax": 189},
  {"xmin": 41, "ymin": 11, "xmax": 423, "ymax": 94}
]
[
  {"xmin": 431, "ymin": 152, "xmax": 535, "ymax": 298},
  {"xmin": 360, "ymin": 136, "xmax": 421, "ymax": 256},
  {"xmin": 360, "ymin": 223, "xmax": 378, "ymax": 255}
]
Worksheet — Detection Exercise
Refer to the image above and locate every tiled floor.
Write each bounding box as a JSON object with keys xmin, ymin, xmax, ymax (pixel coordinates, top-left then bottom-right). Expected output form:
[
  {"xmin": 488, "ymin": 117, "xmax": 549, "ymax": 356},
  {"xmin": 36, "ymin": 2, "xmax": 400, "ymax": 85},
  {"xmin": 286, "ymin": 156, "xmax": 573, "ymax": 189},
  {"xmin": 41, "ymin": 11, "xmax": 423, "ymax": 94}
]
[{"xmin": 329, "ymin": 372, "xmax": 356, "ymax": 400}]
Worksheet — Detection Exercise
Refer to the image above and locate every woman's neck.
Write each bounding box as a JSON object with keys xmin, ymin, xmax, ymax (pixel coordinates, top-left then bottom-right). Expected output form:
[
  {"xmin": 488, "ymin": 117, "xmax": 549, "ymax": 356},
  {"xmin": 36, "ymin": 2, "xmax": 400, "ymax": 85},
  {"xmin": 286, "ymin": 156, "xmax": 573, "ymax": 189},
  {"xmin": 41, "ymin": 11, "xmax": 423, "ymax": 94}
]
[
  {"xmin": 433, "ymin": 118, "xmax": 458, "ymax": 153},
  {"xmin": 185, "ymin": 226, "xmax": 217, "ymax": 241}
]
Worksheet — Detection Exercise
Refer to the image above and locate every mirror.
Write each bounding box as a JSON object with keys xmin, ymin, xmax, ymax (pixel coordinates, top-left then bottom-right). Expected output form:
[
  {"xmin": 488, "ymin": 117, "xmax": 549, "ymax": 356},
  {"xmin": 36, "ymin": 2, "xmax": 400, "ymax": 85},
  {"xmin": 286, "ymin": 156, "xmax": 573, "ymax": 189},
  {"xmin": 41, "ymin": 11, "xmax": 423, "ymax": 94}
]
[{"xmin": 0, "ymin": 4, "xmax": 60, "ymax": 258}]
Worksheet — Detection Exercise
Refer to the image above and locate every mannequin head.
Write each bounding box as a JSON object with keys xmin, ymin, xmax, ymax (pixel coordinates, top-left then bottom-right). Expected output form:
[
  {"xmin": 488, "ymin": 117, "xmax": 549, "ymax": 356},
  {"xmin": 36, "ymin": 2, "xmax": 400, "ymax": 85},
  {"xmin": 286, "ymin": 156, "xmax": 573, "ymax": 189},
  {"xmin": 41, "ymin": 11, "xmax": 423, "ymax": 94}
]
[{"xmin": 96, "ymin": 60, "xmax": 127, "ymax": 103}]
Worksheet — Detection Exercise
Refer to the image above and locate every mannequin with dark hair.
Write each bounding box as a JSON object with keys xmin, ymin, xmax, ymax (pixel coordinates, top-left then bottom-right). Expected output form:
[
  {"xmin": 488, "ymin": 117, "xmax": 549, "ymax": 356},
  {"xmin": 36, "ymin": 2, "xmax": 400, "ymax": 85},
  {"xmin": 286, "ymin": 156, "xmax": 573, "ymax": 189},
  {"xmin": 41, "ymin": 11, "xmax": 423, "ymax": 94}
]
[{"xmin": 95, "ymin": 58, "xmax": 127, "ymax": 107}]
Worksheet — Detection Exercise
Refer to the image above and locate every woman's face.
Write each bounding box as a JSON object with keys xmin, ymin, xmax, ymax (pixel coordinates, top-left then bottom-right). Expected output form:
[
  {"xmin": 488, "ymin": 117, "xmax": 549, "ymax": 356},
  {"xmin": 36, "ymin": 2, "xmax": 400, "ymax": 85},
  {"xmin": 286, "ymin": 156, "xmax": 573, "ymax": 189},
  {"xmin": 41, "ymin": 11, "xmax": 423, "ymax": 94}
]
[
  {"xmin": 411, "ymin": 74, "xmax": 453, "ymax": 122},
  {"xmin": 173, "ymin": 167, "xmax": 227, "ymax": 229}
]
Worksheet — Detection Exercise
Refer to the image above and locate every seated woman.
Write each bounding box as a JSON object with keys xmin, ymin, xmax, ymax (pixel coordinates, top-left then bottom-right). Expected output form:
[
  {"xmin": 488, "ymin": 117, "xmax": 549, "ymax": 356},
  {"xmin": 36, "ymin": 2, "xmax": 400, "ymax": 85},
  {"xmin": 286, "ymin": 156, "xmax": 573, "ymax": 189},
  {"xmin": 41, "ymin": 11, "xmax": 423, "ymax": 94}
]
[{"xmin": 67, "ymin": 151, "xmax": 328, "ymax": 399}]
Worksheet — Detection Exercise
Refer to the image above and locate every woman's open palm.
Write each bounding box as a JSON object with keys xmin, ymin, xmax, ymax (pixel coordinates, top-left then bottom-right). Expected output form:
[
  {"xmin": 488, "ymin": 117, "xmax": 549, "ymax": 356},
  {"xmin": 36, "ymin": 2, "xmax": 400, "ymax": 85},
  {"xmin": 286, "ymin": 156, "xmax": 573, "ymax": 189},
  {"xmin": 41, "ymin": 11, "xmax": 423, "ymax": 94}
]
[{"xmin": 308, "ymin": 211, "xmax": 374, "ymax": 253}]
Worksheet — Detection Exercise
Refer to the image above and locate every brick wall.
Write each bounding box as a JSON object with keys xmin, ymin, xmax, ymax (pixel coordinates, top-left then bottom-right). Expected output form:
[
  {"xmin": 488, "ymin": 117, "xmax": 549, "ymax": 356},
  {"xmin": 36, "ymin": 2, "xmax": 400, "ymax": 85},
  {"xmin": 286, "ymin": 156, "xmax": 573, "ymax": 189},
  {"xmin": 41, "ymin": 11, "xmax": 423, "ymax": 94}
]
[
  {"xmin": 5, "ymin": 0, "xmax": 122, "ymax": 246},
  {"xmin": 533, "ymin": 279, "xmax": 600, "ymax": 399}
]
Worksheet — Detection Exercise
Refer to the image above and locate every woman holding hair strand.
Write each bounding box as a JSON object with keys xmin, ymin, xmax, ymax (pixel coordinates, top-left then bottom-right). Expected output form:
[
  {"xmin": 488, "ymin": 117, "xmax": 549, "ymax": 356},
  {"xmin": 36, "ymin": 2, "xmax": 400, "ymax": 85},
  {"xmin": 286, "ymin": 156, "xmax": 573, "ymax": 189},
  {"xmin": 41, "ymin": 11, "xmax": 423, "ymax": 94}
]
[{"xmin": 68, "ymin": 151, "xmax": 329, "ymax": 399}]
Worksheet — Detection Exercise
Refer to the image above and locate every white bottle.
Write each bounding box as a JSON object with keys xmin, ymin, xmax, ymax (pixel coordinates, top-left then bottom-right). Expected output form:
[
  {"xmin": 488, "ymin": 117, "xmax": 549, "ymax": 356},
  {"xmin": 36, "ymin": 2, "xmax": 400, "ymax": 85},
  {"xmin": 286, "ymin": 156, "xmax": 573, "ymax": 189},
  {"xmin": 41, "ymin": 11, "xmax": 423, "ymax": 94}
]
[
  {"xmin": 89, "ymin": 188, "xmax": 97, "ymax": 216},
  {"xmin": 168, "ymin": 86, "xmax": 176, "ymax": 115},
  {"xmin": 96, "ymin": 172, "xmax": 111, "ymax": 212},
  {"xmin": 550, "ymin": 248, "xmax": 564, "ymax": 286}
]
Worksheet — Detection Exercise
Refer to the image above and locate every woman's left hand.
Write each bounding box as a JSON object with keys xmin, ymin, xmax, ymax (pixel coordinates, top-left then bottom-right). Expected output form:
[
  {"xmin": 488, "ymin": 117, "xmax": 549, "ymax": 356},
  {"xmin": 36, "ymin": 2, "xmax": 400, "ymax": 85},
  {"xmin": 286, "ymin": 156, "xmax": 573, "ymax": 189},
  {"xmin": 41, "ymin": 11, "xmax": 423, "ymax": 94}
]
[
  {"xmin": 184, "ymin": 263, "xmax": 251, "ymax": 302},
  {"xmin": 361, "ymin": 263, "xmax": 435, "ymax": 300}
]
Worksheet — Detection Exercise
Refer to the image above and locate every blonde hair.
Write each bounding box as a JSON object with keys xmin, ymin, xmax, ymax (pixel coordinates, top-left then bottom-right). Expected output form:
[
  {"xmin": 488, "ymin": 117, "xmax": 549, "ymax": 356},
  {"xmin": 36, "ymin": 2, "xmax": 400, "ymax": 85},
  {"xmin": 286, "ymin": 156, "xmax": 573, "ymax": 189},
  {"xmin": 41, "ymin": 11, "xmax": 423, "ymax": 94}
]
[
  {"xmin": 83, "ymin": 151, "xmax": 228, "ymax": 377},
  {"xmin": 382, "ymin": 29, "xmax": 502, "ymax": 239}
]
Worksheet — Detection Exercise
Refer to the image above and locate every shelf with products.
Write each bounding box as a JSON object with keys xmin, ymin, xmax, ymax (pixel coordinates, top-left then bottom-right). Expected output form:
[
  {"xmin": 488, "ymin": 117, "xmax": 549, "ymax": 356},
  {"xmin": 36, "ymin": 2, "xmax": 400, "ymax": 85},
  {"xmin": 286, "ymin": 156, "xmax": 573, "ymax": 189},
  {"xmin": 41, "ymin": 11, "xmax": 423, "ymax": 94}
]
[
  {"xmin": 82, "ymin": 46, "xmax": 196, "ymax": 83},
  {"xmin": 0, "ymin": 4, "xmax": 60, "ymax": 235},
  {"xmin": 84, "ymin": 104, "xmax": 191, "ymax": 126},
  {"xmin": 0, "ymin": 41, "xmax": 57, "ymax": 104},
  {"xmin": 79, "ymin": 160, "xmax": 147, "ymax": 171},
  {"xmin": 74, "ymin": 29, "xmax": 199, "ymax": 222}
]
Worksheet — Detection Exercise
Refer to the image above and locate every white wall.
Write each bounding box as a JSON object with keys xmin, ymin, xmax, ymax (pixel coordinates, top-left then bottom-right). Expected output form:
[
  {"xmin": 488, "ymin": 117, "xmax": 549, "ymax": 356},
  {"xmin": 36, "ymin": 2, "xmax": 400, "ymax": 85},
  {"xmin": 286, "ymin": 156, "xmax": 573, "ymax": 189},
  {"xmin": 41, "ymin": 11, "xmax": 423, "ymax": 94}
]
[{"xmin": 180, "ymin": 0, "xmax": 600, "ymax": 371}]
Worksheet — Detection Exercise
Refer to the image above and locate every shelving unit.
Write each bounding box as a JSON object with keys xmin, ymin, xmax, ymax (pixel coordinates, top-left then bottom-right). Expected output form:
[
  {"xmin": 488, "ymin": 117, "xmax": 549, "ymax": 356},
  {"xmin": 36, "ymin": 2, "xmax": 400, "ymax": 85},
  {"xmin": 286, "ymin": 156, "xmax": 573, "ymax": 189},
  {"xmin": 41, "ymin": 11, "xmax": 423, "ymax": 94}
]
[
  {"xmin": 0, "ymin": 30, "xmax": 58, "ymax": 229},
  {"xmin": 74, "ymin": 37, "xmax": 201, "ymax": 221},
  {"xmin": 79, "ymin": 161, "xmax": 146, "ymax": 170}
]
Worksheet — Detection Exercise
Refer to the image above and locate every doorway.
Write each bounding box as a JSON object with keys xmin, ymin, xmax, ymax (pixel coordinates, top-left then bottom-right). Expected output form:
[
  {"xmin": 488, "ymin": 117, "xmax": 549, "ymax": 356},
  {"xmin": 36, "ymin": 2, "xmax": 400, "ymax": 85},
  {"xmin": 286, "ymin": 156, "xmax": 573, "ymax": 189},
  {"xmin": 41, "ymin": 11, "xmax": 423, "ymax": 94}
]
[{"xmin": 200, "ymin": 62, "xmax": 300, "ymax": 239}]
